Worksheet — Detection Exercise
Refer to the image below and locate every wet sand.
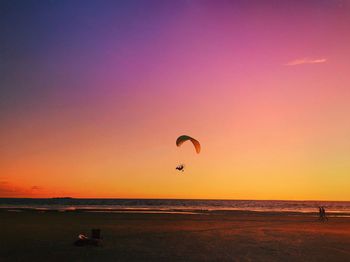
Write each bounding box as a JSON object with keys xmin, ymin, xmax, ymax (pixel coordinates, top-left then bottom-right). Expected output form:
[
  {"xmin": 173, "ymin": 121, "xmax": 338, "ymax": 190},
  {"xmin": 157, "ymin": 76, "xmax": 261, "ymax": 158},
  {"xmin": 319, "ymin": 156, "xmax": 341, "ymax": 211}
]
[{"xmin": 1, "ymin": 210, "xmax": 350, "ymax": 261}]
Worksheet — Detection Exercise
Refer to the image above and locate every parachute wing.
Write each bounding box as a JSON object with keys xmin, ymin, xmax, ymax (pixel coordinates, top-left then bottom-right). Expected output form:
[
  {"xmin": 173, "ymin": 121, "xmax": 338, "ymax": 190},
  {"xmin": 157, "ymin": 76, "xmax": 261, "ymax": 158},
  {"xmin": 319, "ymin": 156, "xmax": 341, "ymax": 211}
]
[{"xmin": 176, "ymin": 135, "xmax": 201, "ymax": 154}]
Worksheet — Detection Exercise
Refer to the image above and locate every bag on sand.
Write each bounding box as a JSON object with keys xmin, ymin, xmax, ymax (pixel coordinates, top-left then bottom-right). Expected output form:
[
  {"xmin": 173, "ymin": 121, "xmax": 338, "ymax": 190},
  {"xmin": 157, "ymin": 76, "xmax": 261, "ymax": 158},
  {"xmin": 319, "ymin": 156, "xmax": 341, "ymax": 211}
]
[{"xmin": 74, "ymin": 229, "xmax": 102, "ymax": 247}]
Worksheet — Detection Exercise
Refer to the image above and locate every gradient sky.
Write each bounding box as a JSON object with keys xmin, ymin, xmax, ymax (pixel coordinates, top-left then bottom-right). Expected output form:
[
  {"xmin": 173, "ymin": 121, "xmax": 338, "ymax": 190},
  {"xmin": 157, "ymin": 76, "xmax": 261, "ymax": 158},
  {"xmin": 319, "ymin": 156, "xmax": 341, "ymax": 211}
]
[{"xmin": 1, "ymin": 0, "xmax": 350, "ymax": 200}]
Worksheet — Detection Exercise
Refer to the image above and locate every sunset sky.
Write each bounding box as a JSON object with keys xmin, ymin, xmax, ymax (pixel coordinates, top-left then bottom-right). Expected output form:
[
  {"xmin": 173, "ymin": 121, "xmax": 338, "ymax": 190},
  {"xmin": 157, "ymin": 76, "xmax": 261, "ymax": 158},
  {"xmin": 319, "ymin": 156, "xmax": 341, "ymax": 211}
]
[{"xmin": 1, "ymin": 0, "xmax": 350, "ymax": 200}]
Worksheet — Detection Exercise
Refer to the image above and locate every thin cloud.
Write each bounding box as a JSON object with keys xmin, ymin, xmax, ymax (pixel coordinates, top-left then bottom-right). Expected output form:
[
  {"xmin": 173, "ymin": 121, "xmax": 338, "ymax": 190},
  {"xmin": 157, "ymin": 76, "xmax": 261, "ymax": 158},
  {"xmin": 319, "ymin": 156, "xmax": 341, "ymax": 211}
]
[
  {"xmin": 31, "ymin": 186, "xmax": 42, "ymax": 191},
  {"xmin": 0, "ymin": 181, "xmax": 20, "ymax": 196},
  {"xmin": 285, "ymin": 58, "xmax": 327, "ymax": 66},
  {"xmin": 0, "ymin": 181, "xmax": 43, "ymax": 197}
]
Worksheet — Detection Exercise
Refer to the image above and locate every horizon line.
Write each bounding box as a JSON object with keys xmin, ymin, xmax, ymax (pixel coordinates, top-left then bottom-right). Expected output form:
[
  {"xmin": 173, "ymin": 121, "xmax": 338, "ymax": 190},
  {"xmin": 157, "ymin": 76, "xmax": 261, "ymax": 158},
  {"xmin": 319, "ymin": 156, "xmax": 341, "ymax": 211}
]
[{"xmin": 1, "ymin": 197, "xmax": 349, "ymax": 202}]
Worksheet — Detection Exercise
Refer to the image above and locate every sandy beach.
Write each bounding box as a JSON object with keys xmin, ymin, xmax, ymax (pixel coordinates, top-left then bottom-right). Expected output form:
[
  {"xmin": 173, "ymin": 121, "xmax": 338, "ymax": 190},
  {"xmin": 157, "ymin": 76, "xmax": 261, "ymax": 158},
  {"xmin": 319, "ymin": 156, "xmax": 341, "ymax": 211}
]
[{"xmin": 1, "ymin": 210, "xmax": 350, "ymax": 261}]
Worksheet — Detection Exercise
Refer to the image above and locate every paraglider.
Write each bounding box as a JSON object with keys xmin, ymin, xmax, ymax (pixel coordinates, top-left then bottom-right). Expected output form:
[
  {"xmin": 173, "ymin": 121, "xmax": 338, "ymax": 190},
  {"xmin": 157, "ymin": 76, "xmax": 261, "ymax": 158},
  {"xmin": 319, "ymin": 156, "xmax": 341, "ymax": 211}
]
[
  {"xmin": 176, "ymin": 164, "xmax": 185, "ymax": 172},
  {"xmin": 175, "ymin": 135, "xmax": 201, "ymax": 173},
  {"xmin": 176, "ymin": 135, "xmax": 201, "ymax": 154}
]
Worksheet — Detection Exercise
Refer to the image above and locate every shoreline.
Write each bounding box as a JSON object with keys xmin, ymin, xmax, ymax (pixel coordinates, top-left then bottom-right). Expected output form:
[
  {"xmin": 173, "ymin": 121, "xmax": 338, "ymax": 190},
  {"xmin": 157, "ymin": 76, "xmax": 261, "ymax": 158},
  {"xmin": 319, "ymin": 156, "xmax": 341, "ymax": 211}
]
[
  {"xmin": 1, "ymin": 207, "xmax": 350, "ymax": 217},
  {"xmin": 2, "ymin": 198, "xmax": 350, "ymax": 216}
]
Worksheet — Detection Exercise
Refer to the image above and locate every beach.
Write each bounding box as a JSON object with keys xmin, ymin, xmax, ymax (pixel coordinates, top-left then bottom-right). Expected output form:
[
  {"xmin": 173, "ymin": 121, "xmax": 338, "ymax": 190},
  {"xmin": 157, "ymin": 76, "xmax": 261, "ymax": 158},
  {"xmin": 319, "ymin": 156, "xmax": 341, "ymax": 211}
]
[{"xmin": 1, "ymin": 210, "xmax": 350, "ymax": 261}]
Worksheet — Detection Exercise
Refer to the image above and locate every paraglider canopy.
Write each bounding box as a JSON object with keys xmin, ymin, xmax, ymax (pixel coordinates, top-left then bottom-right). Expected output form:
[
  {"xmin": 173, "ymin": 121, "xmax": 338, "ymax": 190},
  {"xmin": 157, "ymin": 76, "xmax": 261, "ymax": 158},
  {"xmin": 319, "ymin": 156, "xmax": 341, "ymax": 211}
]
[{"xmin": 176, "ymin": 135, "xmax": 201, "ymax": 154}]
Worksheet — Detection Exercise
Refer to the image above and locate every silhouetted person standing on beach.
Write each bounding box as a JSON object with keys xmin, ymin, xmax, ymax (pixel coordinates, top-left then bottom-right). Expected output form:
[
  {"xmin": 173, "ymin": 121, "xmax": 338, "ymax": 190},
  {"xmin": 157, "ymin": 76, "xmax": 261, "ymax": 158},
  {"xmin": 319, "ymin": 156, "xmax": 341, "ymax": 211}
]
[
  {"xmin": 318, "ymin": 207, "xmax": 323, "ymax": 221},
  {"xmin": 322, "ymin": 207, "xmax": 328, "ymax": 221},
  {"xmin": 318, "ymin": 206, "xmax": 328, "ymax": 222}
]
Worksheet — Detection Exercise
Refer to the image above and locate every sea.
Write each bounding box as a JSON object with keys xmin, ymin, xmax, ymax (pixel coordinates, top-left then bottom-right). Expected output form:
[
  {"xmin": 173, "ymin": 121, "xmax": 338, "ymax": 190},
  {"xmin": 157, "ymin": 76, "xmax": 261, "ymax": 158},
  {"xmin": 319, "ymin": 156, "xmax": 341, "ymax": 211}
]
[{"xmin": 1, "ymin": 198, "xmax": 350, "ymax": 216}]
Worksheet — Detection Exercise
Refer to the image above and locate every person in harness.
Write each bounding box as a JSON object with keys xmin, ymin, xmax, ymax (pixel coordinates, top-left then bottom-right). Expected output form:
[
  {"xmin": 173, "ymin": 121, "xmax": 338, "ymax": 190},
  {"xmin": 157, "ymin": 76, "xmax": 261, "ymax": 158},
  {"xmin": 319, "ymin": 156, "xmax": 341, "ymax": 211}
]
[{"xmin": 176, "ymin": 164, "xmax": 185, "ymax": 172}]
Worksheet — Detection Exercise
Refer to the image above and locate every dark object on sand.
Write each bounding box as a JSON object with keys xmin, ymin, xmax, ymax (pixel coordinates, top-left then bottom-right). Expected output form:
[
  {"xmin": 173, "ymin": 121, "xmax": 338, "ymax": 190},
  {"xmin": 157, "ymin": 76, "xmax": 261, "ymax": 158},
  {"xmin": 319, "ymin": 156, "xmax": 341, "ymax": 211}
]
[
  {"xmin": 74, "ymin": 229, "xmax": 102, "ymax": 247},
  {"xmin": 92, "ymin": 228, "xmax": 101, "ymax": 239}
]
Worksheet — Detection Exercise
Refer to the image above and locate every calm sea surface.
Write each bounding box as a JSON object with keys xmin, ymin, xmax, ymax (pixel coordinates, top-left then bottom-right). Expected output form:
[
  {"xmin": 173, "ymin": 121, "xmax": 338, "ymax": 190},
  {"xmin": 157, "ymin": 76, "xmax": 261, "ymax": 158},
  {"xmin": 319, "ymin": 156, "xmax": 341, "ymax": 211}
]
[{"xmin": 1, "ymin": 198, "xmax": 350, "ymax": 215}]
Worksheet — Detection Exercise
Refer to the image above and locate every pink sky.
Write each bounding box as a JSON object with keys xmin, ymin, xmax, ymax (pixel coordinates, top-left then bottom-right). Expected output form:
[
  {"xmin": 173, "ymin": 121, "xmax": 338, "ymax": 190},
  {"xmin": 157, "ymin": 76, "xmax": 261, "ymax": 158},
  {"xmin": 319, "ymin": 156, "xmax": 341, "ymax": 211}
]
[{"xmin": 1, "ymin": 1, "xmax": 350, "ymax": 200}]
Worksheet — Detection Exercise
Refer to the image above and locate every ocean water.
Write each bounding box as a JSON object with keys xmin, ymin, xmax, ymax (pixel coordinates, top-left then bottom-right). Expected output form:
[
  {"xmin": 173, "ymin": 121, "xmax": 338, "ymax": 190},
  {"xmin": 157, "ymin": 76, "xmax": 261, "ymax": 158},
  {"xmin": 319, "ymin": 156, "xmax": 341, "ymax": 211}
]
[{"xmin": 1, "ymin": 198, "xmax": 350, "ymax": 215}]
